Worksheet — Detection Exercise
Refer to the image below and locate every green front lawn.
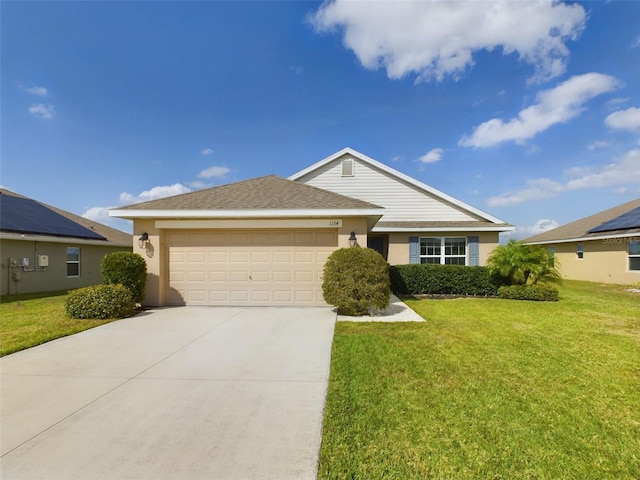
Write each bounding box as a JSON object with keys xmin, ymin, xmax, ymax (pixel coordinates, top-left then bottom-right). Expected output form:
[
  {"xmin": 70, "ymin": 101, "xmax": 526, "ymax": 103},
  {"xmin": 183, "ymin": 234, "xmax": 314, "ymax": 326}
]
[
  {"xmin": 0, "ymin": 291, "xmax": 118, "ymax": 356},
  {"xmin": 318, "ymin": 280, "xmax": 640, "ymax": 479}
]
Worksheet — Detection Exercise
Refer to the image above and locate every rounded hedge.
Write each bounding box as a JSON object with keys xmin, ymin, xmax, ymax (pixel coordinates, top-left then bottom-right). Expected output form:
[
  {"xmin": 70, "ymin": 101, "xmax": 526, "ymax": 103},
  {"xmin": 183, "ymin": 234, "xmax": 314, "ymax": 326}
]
[
  {"xmin": 322, "ymin": 247, "xmax": 391, "ymax": 316},
  {"xmin": 101, "ymin": 252, "xmax": 147, "ymax": 303},
  {"xmin": 65, "ymin": 284, "xmax": 135, "ymax": 319}
]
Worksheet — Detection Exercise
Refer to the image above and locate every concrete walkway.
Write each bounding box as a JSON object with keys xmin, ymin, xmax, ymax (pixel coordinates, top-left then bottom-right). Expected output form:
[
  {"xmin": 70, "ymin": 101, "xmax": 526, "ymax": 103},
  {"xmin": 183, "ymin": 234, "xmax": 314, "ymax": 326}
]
[
  {"xmin": 337, "ymin": 294, "xmax": 425, "ymax": 322},
  {"xmin": 0, "ymin": 307, "xmax": 336, "ymax": 480}
]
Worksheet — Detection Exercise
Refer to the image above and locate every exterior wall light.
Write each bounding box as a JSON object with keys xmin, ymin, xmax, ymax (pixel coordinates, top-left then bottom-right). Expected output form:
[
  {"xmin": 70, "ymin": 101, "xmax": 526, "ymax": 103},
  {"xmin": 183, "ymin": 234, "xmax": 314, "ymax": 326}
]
[
  {"xmin": 348, "ymin": 231, "xmax": 358, "ymax": 247},
  {"xmin": 138, "ymin": 232, "xmax": 149, "ymax": 249}
]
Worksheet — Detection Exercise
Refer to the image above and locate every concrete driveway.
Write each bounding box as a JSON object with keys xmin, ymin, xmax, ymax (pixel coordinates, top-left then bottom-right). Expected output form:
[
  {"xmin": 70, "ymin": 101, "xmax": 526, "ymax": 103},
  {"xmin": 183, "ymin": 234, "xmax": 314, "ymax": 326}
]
[{"xmin": 0, "ymin": 307, "xmax": 336, "ymax": 480}]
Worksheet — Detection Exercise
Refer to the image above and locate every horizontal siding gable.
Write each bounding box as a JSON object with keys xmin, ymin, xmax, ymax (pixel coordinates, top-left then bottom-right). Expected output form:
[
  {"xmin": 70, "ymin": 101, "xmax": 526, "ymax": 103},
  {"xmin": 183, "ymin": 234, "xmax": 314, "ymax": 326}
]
[{"xmin": 296, "ymin": 155, "xmax": 480, "ymax": 222}]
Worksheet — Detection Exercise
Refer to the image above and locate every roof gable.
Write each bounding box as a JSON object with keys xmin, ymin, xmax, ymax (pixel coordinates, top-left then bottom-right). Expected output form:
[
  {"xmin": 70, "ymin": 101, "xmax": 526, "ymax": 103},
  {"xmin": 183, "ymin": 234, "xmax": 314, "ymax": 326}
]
[
  {"xmin": 289, "ymin": 147, "xmax": 508, "ymax": 226},
  {"xmin": 525, "ymin": 197, "xmax": 640, "ymax": 244},
  {"xmin": 112, "ymin": 175, "xmax": 382, "ymax": 214}
]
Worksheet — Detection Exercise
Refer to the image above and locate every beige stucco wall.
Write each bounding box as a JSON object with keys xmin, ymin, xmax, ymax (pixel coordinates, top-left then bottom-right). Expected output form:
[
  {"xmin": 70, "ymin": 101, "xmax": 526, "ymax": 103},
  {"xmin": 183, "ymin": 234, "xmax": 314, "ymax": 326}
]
[
  {"xmin": 0, "ymin": 239, "xmax": 131, "ymax": 296},
  {"xmin": 387, "ymin": 231, "xmax": 499, "ymax": 266},
  {"xmin": 546, "ymin": 238, "xmax": 640, "ymax": 285}
]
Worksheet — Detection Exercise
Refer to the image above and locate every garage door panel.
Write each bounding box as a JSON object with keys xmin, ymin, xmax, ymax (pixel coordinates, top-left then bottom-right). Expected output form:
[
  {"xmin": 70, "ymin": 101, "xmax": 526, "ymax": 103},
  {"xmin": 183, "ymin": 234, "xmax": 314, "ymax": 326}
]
[
  {"xmin": 251, "ymin": 271, "xmax": 270, "ymax": 282},
  {"xmin": 273, "ymin": 271, "xmax": 291, "ymax": 282},
  {"xmin": 251, "ymin": 251, "xmax": 270, "ymax": 263},
  {"xmin": 168, "ymin": 229, "xmax": 336, "ymax": 306},
  {"xmin": 230, "ymin": 271, "xmax": 249, "ymax": 282},
  {"xmin": 209, "ymin": 271, "xmax": 227, "ymax": 282}
]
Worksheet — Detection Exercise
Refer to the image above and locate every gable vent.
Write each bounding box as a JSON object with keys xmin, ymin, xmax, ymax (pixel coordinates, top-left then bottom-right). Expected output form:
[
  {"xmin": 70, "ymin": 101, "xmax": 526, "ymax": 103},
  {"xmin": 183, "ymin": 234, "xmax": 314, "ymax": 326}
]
[{"xmin": 341, "ymin": 158, "xmax": 354, "ymax": 177}]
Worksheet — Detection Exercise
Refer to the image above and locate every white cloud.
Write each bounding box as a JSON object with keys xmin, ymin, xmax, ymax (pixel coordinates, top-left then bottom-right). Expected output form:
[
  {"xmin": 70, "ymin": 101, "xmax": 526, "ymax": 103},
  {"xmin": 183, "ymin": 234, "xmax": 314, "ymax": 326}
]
[
  {"xmin": 488, "ymin": 148, "xmax": 640, "ymax": 206},
  {"xmin": 289, "ymin": 65, "xmax": 304, "ymax": 75},
  {"xmin": 25, "ymin": 86, "xmax": 48, "ymax": 96},
  {"xmin": 29, "ymin": 103, "xmax": 55, "ymax": 119},
  {"xmin": 119, "ymin": 183, "xmax": 192, "ymax": 205},
  {"xmin": 587, "ymin": 140, "xmax": 609, "ymax": 150},
  {"xmin": 417, "ymin": 148, "xmax": 443, "ymax": 164},
  {"xmin": 605, "ymin": 107, "xmax": 640, "ymax": 131},
  {"xmin": 460, "ymin": 73, "xmax": 619, "ymax": 148},
  {"xmin": 201, "ymin": 148, "xmax": 214, "ymax": 155},
  {"xmin": 502, "ymin": 218, "xmax": 560, "ymax": 241},
  {"xmin": 390, "ymin": 155, "xmax": 402, "ymax": 162},
  {"xmin": 197, "ymin": 166, "xmax": 230, "ymax": 179},
  {"xmin": 488, "ymin": 178, "xmax": 564, "ymax": 207},
  {"xmin": 309, "ymin": 0, "xmax": 586, "ymax": 84},
  {"xmin": 81, "ymin": 206, "xmax": 133, "ymax": 233}
]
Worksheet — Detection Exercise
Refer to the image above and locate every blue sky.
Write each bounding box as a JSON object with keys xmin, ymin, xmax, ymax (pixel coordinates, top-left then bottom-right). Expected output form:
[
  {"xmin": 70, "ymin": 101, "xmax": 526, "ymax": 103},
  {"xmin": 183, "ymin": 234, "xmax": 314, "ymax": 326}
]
[{"xmin": 2, "ymin": 0, "xmax": 639, "ymax": 239}]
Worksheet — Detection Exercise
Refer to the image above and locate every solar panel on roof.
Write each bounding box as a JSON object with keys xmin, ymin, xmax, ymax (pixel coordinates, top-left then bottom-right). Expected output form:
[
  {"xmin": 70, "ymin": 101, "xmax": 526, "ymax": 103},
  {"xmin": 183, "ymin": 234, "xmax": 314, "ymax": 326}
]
[
  {"xmin": 0, "ymin": 194, "xmax": 106, "ymax": 240},
  {"xmin": 588, "ymin": 206, "xmax": 640, "ymax": 234}
]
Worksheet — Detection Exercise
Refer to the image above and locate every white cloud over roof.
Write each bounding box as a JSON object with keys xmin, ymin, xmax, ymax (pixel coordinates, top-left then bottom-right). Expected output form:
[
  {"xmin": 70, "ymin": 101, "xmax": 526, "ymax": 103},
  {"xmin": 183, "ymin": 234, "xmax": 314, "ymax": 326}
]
[
  {"xmin": 309, "ymin": 0, "xmax": 586, "ymax": 84},
  {"xmin": 460, "ymin": 73, "xmax": 619, "ymax": 148},
  {"xmin": 488, "ymin": 148, "xmax": 640, "ymax": 207},
  {"xmin": 417, "ymin": 148, "xmax": 443, "ymax": 164},
  {"xmin": 119, "ymin": 183, "xmax": 192, "ymax": 204},
  {"xmin": 198, "ymin": 166, "xmax": 230, "ymax": 179}
]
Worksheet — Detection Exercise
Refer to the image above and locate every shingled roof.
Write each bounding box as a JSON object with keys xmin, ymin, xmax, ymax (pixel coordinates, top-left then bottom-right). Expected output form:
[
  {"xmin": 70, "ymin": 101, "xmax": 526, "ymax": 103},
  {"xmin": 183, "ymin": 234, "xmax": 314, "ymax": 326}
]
[
  {"xmin": 525, "ymin": 197, "xmax": 640, "ymax": 244},
  {"xmin": 112, "ymin": 175, "xmax": 382, "ymax": 212}
]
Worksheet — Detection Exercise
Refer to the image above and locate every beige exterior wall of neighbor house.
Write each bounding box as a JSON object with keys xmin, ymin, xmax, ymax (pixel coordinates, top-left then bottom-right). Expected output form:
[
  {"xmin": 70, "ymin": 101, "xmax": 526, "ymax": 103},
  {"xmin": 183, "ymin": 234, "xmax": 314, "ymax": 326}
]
[
  {"xmin": 0, "ymin": 239, "xmax": 130, "ymax": 295},
  {"xmin": 133, "ymin": 217, "xmax": 370, "ymax": 307},
  {"xmin": 386, "ymin": 231, "xmax": 499, "ymax": 266},
  {"xmin": 547, "ymin": 238, "xmax": 640, "ymax": 285}
]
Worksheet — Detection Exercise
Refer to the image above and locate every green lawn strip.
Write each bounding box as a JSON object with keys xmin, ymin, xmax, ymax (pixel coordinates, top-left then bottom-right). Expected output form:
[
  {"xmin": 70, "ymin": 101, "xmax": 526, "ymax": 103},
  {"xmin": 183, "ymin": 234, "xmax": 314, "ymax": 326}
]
[
  {"xmin": 318, "ymin": 281, "xmax": 640, "ymax": 479},
  {"xmin": 0, "ymin": 291, "xmax": 118, "ymax": 356}
]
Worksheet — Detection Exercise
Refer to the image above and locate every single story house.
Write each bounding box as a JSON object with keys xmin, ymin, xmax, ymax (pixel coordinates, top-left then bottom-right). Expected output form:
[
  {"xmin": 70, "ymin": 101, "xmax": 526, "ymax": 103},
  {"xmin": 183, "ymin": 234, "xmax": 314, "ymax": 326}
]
[
  {"xmin": 110, "ymin": 147, "xmax": 513, "ymax": 306},
  {"xmin": 525, "ymin": 197, "xmax": 640, "ymax": 285},
  {"xmin": 0, "ymin": 189, "xmax": 132, "ymax": 295}
]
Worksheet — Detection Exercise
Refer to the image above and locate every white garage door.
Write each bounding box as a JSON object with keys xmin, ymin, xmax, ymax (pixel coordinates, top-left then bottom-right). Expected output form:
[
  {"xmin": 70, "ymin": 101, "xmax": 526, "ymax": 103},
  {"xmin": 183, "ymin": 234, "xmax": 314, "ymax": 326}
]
[{"xmin": 167, "ymin": 230, "xmax": 337, "ymax": 306}]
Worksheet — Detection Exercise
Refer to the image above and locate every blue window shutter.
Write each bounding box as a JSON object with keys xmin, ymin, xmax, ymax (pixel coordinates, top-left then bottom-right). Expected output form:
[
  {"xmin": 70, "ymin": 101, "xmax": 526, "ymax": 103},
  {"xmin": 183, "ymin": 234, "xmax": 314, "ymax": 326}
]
[
  {"xmin": 409, "ymin": 236, "xmax": 419, "ymax": 264},
  {"xmin": 468, "ymin": 236, "xmax": 479, "ymax": 266}
]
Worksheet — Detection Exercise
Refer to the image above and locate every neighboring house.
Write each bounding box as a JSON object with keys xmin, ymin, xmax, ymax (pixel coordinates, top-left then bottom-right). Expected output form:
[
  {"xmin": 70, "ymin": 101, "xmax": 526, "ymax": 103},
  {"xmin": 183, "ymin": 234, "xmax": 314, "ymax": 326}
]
[
  {"xmin": 525, "ymin": 198, "xmax": 640, "ymax": 285},
  {"xmin": 110, "ymin": 147, "xmax": 513, "ymax": 306},
  {"xmin": 0, "ymin": 189, "xmax": 132, "ymax": 295}
]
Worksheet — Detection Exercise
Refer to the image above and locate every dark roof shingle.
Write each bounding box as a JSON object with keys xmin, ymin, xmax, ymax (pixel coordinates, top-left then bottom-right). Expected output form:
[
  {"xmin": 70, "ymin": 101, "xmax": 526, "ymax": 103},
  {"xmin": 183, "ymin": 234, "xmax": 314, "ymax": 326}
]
[{"xmin": 113, "ymin": 175, "xmax": 382, "ymax": 211}]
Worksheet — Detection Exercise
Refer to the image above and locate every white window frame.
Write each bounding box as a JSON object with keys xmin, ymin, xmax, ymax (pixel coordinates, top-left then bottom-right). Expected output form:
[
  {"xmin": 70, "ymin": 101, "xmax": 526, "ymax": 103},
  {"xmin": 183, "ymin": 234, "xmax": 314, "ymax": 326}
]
[
  {"xmin": 629, "ymin": 239, "xmax": 640, "ymax": 271},
  {"xmin": 66, "ymin": 247, "xmax": 80, "ymax": 278},
  {"xmin": 419, "ymin": 236, "xmax": 467, "ymax": 265},
  {"xmin": 576, "ymin": 243, "xmax": 584, "ymax": 260}
]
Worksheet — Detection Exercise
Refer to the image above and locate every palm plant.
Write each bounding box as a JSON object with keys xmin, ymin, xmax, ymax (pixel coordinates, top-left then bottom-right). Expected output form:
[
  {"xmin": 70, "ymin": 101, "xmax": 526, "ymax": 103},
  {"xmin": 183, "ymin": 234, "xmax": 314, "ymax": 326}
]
[{"xmin": 488, "ymin": 240, "xmax": 561, "ymax": 285}]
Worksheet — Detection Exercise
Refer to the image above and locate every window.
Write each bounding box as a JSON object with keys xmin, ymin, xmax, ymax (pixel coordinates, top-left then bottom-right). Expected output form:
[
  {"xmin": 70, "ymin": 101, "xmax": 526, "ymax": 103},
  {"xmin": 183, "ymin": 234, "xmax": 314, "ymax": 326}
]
[
  {"xmin": 548, "ymin": 246, "xmax": 555, "ymax": 267},
  {"xmin": 629, "ymin": 240, "xmax": 640, "ymax": 271},
  {"xmin": 420, "ymin": 237, "xmax": 466, "ymax": 265},
  {"xmin": 67, "ymin": 247, "xmax": 80, "ymax": 277},
  {"xmin": 576, "ymin": 243, "xmax": 584, "ymax": 259},
  {"xmin": 341, "ymin": 158, "xmax": 354, "ymax": 177}
]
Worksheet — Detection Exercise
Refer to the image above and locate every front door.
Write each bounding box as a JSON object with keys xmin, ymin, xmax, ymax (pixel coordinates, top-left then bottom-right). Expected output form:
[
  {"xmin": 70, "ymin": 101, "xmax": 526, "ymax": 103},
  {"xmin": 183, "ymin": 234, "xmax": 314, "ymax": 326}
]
[{"xmin": 367, "ymin": 235, "xmax": 388, "ymax": 260}]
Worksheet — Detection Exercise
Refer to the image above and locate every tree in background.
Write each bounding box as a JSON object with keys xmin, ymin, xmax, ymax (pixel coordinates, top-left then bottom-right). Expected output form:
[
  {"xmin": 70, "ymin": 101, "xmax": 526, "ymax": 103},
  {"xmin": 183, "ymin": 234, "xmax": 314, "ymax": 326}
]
[{"xmin": 488, "ymin": 240, "xmax": 561, "ymax": 285}]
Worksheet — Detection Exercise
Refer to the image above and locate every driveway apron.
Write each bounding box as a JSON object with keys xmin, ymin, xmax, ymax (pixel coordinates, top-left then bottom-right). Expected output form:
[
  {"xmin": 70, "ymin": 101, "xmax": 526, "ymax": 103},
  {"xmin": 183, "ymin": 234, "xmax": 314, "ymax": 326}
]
[{"xmin": 0, "ymin": 307, "xmax": 336, "ymax": 480}]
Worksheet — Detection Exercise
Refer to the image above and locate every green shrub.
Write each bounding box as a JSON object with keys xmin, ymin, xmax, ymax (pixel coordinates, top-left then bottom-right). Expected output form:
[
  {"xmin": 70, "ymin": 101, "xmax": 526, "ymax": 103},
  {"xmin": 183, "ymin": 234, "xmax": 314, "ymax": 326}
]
[
  {"xmin": 65, "ymin": 284, "xmax": 135, "ymax": 319},
  {"xmin": 389, "ymin": 264, "xmax": 502, "ymax": 296},
  {"xmin": 322, "ymin": 248, "xmax": 391, "ymax": 316},
  {"xmin": 101, "ymin": 252, "xmax": 147, "ymax": 303},
  {"xmin": 498, "ymin": 283, "xmax": 559, "ymax": 302}
]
